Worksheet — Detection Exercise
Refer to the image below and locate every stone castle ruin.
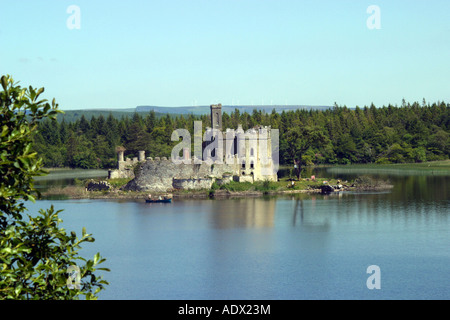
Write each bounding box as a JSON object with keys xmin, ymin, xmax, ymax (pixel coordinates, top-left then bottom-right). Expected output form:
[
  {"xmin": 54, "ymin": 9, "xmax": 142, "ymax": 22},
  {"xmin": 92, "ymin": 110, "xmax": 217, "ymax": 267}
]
[{"xmin": 108, "ymin": 104, "xmax": 278, "ymax": 192}]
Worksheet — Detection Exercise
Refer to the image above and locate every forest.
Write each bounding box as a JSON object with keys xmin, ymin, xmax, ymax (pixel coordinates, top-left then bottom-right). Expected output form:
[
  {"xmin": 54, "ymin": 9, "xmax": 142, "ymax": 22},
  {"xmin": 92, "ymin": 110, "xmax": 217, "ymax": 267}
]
[{"xmin": 32, "ymin": 101, "xmax": 450, "ymax": 170}]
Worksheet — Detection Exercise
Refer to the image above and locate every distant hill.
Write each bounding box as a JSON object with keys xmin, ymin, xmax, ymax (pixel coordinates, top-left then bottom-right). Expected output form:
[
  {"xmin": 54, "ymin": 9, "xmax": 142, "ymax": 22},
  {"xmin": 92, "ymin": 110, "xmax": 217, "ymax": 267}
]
[
  {"xmin": 58, "ymin": 105, "xmax": 334, "ymax": 122},
  {"xmin": 136, "ymin": 105, "xmax": 334, "ymax": 115},
  {"xmin": 58, "ymin": 108, "xmax": 165, "ymax": 122}
]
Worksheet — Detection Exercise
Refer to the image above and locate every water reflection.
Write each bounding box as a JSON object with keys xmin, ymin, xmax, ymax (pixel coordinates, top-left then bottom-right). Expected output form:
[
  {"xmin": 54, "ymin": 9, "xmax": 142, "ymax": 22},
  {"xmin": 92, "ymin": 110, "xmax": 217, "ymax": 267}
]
[
  {"xmin": 28, "ymin": 168, "xmax": 449, "ymax": 299},
  {"xmin": 209, "ymin": 197, "xmax": 276, "ymax": 229},
  {"xmin": 291, "ymin": 197, "xmax": 330, "ymax": 232}
]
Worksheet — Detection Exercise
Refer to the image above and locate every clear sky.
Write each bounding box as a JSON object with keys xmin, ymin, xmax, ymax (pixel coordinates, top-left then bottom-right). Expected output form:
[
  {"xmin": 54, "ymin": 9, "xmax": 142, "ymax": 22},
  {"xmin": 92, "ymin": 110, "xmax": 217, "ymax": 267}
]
[{"xmin": 1, "ymin": 0, "xmax": 449, "ymax": 110}]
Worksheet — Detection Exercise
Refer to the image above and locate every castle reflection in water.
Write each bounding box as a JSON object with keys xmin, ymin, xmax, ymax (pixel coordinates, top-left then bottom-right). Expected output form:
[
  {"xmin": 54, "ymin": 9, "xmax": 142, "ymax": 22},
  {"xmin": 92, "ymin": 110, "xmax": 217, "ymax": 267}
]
[
  {"xmin": 209, "ymin": 197, "xmax": 276, "ymax": 229},
  {"xmin": 206, "ymin": 194, "xmax": 335, "ymax": 230}
]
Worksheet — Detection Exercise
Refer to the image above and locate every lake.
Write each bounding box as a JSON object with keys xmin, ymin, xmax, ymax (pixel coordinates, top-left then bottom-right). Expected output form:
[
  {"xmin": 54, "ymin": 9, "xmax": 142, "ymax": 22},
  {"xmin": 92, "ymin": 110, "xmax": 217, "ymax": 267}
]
[{"xmin": 29, "ymin": 167, "xmax": 449, "ymax": 300}]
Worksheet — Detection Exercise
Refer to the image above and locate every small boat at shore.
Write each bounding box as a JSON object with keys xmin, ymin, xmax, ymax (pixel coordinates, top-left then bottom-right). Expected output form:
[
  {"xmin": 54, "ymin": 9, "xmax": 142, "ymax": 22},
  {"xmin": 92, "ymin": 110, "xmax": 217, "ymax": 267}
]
[
  {"xmin": 145, "ymin": 193, "xmax": 173, "ymax": 203},
  {"xmin": 146, "ymin": 198, "xmax": 172, "ymax": 203}
]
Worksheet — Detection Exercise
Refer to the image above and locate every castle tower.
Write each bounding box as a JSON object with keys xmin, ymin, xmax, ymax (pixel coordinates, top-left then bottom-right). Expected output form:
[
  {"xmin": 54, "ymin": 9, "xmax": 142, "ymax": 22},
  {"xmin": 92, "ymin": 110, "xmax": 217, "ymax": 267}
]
[
  {"xmin": 118, "ymin": 150, "xmax": 124, "ymax": 162},
  {"xmin": 210, "ymin": 104, "xmax": 222, "ymax": 131}
]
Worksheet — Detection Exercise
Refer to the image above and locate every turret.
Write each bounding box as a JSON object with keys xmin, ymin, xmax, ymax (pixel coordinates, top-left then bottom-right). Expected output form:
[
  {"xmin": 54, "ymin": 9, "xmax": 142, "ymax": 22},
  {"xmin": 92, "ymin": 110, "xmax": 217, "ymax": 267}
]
[{"xmin": 210, "ymin": 104, "xmax": 222, "ymax": 131}]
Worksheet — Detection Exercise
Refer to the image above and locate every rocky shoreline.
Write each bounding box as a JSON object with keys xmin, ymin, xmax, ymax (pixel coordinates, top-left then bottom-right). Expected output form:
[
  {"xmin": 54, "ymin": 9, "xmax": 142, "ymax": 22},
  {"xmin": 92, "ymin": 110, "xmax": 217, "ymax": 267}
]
[{"xmin": 41, "ymin": 176, "xmax": 393, "ymax": 201}]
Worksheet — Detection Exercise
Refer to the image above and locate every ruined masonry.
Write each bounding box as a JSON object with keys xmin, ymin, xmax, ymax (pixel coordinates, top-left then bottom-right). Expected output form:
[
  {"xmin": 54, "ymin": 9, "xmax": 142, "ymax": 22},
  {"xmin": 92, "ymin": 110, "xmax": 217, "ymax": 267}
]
[{"xmin": 108, "ymin": 104, "xmax": 278, "ymax": 192}]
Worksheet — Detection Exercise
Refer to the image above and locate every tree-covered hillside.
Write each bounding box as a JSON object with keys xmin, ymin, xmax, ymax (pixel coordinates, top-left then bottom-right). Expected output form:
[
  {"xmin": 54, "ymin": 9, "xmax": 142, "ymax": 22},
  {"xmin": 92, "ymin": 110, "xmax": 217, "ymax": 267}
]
[{"xmin": 32, "ymin": 102, "xmax": 449, "ymax": 169}]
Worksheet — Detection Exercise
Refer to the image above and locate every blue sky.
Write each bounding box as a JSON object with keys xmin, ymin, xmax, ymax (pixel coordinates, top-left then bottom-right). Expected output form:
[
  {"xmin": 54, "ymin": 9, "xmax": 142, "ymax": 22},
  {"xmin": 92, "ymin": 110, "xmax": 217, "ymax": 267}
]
[{"xmin": 1, "ymin": 0, "xmax": 449, "ymax": 110}]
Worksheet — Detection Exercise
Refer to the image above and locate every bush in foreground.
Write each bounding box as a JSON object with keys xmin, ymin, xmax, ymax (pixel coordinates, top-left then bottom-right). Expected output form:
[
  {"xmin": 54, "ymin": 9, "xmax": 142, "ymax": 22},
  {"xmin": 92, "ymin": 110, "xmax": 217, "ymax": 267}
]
[{"xmin": 0, "ymin": 75, "xmax": 109, "ymax": 299}]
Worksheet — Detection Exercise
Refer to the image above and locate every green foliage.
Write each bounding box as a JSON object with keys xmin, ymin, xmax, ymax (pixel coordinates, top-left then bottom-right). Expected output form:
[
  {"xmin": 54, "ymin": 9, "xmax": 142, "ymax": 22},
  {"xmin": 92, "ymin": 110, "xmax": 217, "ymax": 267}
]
[
  {"xmin": 0, "ymin": 206, "xmax": 109, "ymax": 299},
  {"xmin": 0, "ymin": 75, "xmax": 61, "ymax": 222},
  {"xmin": 254, "ymin": 180, "xmax": 280, "ymax": 193},
  {"xmin": 107, "ymin": 178, "xmax": 132, "ymax": 188},
  {"xmin": 285, "ymin": 124, "xmax": 328, "ymax": 178},
  {"xmin": 0, "ymin": 75, "xmax": 108, "ymax": 299},
  {"xmin": 375, "ymin": 157, "xmax": 391, "ymax": 164},
  {"xmin": 210, "ymin": 181, "xmax": 219, "ymax": 191},
  {"xmin": 219, "ymin": 181, "xmax": 254, "ymax": 192}
]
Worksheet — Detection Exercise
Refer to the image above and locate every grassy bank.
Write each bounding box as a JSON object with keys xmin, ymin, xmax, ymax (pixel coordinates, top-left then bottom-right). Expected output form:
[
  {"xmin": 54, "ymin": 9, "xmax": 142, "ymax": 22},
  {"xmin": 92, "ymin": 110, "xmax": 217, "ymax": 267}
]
[
  {"xmin": 338, "ymin": 160, "xmax": 449, "ymax": 170},
  {"xmin": 327, "ymin": 160, "xmax": 450, "ymax": 176}
]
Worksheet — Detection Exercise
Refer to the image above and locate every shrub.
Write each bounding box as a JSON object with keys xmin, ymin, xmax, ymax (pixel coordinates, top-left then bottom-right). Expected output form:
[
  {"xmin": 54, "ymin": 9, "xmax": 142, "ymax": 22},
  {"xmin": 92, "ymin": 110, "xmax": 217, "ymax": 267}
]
[{"xmin": 0, "ymin": 75, "xmax": 109, "ymax": 299}]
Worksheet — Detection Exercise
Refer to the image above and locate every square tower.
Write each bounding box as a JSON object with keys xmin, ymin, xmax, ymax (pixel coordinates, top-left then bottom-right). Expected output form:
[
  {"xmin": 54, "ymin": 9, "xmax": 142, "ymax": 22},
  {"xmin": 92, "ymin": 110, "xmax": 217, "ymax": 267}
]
[{"xmin": 210, "ymin": 104, "xmax": 222, "ymax": 131}]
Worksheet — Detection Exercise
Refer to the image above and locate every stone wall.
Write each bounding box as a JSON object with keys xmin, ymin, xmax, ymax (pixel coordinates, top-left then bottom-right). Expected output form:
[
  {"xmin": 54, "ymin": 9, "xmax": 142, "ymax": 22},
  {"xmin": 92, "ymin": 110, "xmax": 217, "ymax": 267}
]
[
  {"xmin": 122, "ymin": 157, "xmax": 239, "ymax": 192},
  {"xmin": 108, "ymin": 151, "xmax": 145, "ymax": 180},
  {"xmin": 113, "ymin": 152, "xmax": 279, "ymax": 192},
  {"xmin": 108, "ymin": 166, "xmax": 135, "ymax": 179},
  {"xmin": 86, "ymin": 180, "xmax": 112, "ymax": 191},
  {"xmin": 172, "ymin": 178, "xmax": 214, "ymax": 190}
]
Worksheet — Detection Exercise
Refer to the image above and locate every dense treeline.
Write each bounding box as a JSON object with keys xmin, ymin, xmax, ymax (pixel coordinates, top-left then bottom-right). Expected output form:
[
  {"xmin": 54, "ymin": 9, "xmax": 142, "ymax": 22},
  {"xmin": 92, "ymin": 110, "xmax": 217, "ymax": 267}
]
[{"xmin": 33, "ymin": 101, "xmax": 450, "ymax": 169}]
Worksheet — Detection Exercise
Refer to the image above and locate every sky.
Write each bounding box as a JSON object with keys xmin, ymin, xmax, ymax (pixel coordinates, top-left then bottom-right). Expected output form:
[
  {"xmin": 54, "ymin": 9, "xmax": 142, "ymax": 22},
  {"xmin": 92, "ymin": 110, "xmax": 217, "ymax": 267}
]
[{"xmin": 1, "ymin": 0, "xmax": 449, "ymax": 110}]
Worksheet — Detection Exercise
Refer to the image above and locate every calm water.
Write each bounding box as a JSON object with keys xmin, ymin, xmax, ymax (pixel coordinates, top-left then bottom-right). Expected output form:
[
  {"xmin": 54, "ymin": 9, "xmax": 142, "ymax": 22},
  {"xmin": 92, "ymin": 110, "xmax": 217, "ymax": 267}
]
[{"xmin": 28, "ymin": 169, "xmax": 449, "ymax": 300}]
